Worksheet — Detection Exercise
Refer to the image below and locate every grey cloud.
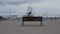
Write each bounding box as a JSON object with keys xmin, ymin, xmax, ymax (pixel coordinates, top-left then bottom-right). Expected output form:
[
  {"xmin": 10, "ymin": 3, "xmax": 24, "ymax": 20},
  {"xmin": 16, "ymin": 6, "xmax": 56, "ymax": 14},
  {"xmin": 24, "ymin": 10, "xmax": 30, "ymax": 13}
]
[{"xmin": 0, "ymin": 0, "xmax": 42, "ymax": 5}]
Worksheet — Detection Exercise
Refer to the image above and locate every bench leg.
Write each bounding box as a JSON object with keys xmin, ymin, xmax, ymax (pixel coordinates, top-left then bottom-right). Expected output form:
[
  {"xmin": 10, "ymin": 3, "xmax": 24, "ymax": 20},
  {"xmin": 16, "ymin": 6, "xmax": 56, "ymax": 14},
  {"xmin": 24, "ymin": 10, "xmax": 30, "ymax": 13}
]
[
  {"xmin": 22, "ymin": 21, "xmax": 24, "ymax": 26},
  {"xmin": 40, "ymin": 21, "xmax": 43, "ymax": 26}
]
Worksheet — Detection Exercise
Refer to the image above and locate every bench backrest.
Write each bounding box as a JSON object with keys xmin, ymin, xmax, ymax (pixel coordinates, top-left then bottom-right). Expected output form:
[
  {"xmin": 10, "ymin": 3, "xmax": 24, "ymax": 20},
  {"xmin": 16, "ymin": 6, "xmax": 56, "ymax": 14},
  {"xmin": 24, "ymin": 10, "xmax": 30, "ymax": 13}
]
[{"xmin": 22, "ymin": 17, "xmax": 42, "ymax": 21}]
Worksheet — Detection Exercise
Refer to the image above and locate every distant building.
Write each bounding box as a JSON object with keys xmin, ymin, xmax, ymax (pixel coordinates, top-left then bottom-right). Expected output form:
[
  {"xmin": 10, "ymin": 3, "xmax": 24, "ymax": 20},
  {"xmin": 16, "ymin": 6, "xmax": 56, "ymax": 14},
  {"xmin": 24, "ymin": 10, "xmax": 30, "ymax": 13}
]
[{"xmin": 0, "ymin": 15, "xmax": 21, "ymax": 20}]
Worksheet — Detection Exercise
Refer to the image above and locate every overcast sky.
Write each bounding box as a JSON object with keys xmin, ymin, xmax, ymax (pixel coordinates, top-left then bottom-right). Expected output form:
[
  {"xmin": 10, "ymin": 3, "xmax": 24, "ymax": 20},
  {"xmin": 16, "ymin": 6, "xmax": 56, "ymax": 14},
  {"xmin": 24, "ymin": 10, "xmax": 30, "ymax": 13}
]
[{"xmin": 0, "ymin": 0, "xmax": 60, "ymax": 17}]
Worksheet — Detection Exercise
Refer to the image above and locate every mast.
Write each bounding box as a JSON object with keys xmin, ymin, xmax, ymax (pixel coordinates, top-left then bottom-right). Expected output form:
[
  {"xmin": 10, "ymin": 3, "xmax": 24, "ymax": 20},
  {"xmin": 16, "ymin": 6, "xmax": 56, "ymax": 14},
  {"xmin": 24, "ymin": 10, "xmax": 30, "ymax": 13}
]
[{"xmin": 10, "ymin": 8, "xmax": 11, "ymax": 16}]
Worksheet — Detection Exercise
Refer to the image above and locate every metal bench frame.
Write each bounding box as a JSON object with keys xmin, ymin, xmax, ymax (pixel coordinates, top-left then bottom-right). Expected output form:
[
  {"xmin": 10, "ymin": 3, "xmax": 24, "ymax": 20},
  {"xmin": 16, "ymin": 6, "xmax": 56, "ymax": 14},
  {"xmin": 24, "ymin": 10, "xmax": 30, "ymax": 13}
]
[{"xmin": 22, "ymin": 17, "xmax": 43, "ymax": 26}]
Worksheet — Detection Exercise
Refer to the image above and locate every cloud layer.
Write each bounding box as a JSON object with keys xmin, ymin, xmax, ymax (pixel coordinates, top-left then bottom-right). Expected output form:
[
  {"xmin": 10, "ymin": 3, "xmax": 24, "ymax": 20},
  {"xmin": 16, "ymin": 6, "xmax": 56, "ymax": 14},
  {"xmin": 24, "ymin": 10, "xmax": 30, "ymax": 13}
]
[
  {"xmin": 0, "ymin": 0, "xmax": 42, "ymax": 6},
  {"xmin": 0, "ymin": 0, "xmax": 60, "ymax": 17}
]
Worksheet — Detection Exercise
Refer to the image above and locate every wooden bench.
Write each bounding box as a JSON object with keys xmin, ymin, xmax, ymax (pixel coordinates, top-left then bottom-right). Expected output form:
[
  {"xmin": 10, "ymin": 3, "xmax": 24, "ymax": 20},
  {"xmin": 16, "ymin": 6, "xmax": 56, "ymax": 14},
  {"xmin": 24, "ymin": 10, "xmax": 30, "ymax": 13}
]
[{"xmin": 22, "ymin": 17, "xmax": 43, "ymax": 26}]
